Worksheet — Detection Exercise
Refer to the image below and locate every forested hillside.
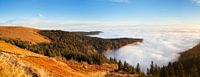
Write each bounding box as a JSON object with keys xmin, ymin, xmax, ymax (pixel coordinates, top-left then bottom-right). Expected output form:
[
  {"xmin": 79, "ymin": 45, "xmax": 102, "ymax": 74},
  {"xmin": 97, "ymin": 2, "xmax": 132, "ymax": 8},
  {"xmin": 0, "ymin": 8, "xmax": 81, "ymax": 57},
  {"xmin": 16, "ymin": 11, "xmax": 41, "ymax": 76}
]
[
  {"xmin": 0, "ymin": 26, "xmax": 144, "ymax": 77},
  {"xmin": 1, "ymin": 30, "xmax": 142, "ymax": 65},
  {"xmin": 2, "ymin": 26, "xmax": 200, "ymax": 77},
  {"xmin": 146, "ymin": 43, "xmax": 200, "ymax": 77}
]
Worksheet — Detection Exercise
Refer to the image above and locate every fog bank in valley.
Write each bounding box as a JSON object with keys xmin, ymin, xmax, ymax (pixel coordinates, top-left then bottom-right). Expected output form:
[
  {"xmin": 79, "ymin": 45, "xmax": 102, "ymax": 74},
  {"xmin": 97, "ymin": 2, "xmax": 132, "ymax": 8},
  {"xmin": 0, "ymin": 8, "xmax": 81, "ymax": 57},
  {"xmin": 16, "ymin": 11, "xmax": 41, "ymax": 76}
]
[
  {"xmin": 11, "ymin": 24, "xmax": 200, "ymax": 71},
  {"xmin": 60, "ymin": 25, "xmax": 200, "ymax": 71}
]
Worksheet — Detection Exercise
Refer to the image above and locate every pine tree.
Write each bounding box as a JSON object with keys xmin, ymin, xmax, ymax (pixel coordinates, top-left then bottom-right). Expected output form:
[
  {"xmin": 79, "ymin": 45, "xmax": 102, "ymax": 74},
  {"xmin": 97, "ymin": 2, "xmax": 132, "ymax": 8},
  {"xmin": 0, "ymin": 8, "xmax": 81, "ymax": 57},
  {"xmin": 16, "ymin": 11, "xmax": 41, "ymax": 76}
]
[
  {"xmin": 147, "ymin": 68, "xmax": 150, "ymax": 75},
  {"xmin": 123, "ymin": 61, "xmax": 129, "ymax": 71},
  {"xmin": 191, "ymin": 64, "xmax": 199, "ymax": 77},
  {"xmin": 129, "ymin": 65, "xmax": 135, "ymax": 72},
  {"xmin": 153, "ymin": 64, "xmax": 159, "ymax": 77},
  {"xmin": 168, "ymin": 62, "xmax": 175, "ymax": 77},
  {"xmin": 164, "ymin": 67, "xmax": 169, "ymax": 77},
  {"xmin": 118, "ymin": 60, "xmax": 123, "ymax": 70},
  {"xmin": 136, "ymin": 63, "xmax": 141, "ymax": 74},
  {"xmin": 109, "ymin": 57, "xmax": 114, "ymax": 63},
  {"xmin": 150, "ymin": 61, "xmax": 154, "ymax": 75},
  {"xmin": 113, "ymin": 58, "xmax": 117, "ymax": 64},
  {"xmin": 160, "ymin": 67, "xmax": 169, "ymax": 77},
  {"xmin": 176, "ymin": 63, "xmax": 184, "ymax": 77}
]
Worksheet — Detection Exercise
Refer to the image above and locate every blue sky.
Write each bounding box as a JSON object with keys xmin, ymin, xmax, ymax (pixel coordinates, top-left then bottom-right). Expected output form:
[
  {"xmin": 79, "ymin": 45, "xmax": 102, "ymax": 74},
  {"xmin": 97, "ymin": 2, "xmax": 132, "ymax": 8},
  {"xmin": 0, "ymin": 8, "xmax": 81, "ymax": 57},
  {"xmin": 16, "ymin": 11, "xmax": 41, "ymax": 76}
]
[{"xmin": 0, "ymin": 0, "xmax": 200, "ymax": 25}]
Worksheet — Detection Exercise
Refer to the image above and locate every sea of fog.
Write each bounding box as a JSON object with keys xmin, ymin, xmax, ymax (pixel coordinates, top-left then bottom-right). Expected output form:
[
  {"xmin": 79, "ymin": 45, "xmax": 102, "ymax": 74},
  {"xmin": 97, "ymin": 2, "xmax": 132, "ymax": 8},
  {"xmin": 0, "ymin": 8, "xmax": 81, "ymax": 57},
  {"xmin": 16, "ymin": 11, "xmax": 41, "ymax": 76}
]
[{"xmin": 32, "ymin": 25, "xmax": 200, "ymax": 71}]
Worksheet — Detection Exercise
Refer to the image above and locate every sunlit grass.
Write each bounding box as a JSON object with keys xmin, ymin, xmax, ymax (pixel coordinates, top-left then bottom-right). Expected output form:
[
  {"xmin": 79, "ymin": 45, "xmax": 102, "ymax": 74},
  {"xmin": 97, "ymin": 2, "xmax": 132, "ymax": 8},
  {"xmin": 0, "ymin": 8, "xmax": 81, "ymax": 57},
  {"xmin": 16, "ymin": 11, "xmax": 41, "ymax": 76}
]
[
  {"xmin": 0, "ymin": 53, "xmax": 32, "ymax": 77},
  {"xmin": 0, "ymin": 41, "xmax": 43, "ymax": 57}
]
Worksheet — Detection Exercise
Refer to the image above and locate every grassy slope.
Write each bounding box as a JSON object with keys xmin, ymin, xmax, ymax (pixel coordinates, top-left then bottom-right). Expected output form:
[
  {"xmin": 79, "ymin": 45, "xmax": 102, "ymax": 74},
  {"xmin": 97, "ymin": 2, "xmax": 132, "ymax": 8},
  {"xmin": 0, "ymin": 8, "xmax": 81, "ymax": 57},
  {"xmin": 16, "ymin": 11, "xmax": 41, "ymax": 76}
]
[
  {"xmin": 178, "ymin": 43, "xmax": 200, "ymax": 71},
  {"xmin": 0, "ymin": 40, "xmax": 88, "ymax": 77},
  {"xmin": 0, "ymin": 40, "xmax": 118, "ymax": 77},
  {"xmin": 0, "ymin": 26, "xmax": 138, "ymax": 77},
  {"xmin": 0, "ymin": 26, "xmax": 50, "ymax": 44}
]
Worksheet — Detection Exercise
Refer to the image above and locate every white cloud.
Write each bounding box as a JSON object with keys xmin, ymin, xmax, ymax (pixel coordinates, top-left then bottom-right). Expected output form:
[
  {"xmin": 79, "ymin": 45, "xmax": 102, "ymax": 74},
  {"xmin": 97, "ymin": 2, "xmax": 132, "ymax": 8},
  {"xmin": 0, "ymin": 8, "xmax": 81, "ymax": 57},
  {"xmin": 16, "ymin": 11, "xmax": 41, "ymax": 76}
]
[
  {"xmin": 0, "ymin": 19, "xmax": 60, "ymax": 29},
  {"xmin": 102, "ymin": 26, "xmax": 200, "ymax": 71},
  {"xmin": 192, "ymin": 0, "xmax": 200, "ymax": 5},
  {"xmin": 37, "ymin": 13, "xmax": 44, "ymax": 18}
]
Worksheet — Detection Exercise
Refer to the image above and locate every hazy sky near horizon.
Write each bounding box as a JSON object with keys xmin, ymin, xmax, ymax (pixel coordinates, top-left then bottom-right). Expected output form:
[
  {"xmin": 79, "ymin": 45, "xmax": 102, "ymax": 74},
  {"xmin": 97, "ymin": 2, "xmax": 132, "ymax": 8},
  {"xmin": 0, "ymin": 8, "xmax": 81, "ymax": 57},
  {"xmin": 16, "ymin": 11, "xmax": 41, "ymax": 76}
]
[{"xmin": 1, "ymin": 0, "xmax": 200, "ymax": 25}]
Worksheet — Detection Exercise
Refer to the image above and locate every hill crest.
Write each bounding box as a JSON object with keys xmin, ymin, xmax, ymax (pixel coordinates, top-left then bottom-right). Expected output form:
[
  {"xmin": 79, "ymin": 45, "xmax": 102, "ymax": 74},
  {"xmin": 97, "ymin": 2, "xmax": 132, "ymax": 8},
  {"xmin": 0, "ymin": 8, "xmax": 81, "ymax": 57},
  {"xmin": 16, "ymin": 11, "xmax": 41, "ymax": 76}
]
[{"xmin": 0, "ymin": 26, "xmax": 50, "ymax": 44}]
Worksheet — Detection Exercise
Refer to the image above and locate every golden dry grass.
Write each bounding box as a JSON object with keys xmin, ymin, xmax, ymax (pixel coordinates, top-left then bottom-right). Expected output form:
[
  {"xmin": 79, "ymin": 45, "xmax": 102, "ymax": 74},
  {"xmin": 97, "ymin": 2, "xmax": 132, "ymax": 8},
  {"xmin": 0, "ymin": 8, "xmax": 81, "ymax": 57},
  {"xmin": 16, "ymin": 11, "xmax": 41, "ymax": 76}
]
[
  {"xmin": 60, "ymin": 59, "xmax": 117, "ymax": 72},
  {"xmin": 0, "ymin": 52, "xmax": 33, "ymax": 77},
  {"xmin": 0, "ymin": 38, "xmax": 129, "ymax": 77},
  {"xmin": 56, "ymin": 59, "xmax": 118, "ymax": 77},
  {"xmin": 0, "ymin": 26, "xmax": 50, "ymax": 44},
  {"xmin": 0, "ymin": 26, "xmax": 121, "ymax": 77},
  {"xmin": 0, "ymin": 41, "xmax": 43, "ymax": 57},
  {"xmin": 22, "ymin": 57, "xmax": 87, "ymax": 77},
  {"xmin": 0, "ymin": 41, "xmax": 88, "ymax": 77}
]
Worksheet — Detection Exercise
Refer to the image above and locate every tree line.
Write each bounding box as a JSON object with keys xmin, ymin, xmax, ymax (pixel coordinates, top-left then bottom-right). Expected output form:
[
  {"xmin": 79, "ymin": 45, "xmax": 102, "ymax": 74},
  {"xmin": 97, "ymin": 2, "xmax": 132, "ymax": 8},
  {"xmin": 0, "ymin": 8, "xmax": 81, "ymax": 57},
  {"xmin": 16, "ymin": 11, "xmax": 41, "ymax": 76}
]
[
  {"xmin": 0, "ymin": 30, "xmax": 141, "ymax": 65},
  {"xmin": 146, "ymin": 42, "xmax": 200, "ymax": 77},
  {"xmin": 146, "ymin": 61, "xmax": 199, "ymax": 77}
]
